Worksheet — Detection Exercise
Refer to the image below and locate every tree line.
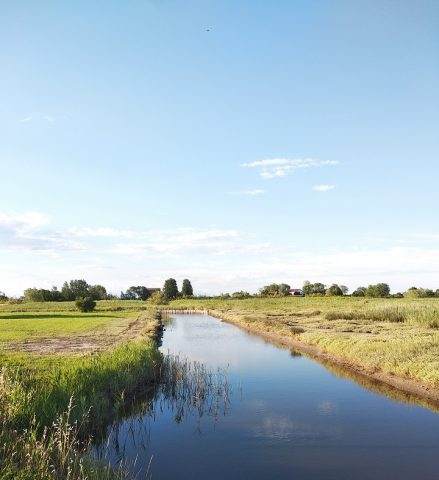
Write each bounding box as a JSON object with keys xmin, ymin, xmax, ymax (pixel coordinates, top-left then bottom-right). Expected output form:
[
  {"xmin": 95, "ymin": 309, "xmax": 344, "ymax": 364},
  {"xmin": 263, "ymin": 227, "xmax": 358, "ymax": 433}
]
[
  {"xmin": 0, "ymin": 278, "xmax": 194, "ymax": 304},
  {"xmin": 217, "ymin": 282, "xmax": 439, "ymax": 299}
]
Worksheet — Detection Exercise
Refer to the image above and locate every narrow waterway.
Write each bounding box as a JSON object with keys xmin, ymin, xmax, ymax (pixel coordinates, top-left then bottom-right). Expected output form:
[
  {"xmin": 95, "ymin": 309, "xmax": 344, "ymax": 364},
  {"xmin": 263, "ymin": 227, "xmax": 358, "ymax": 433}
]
[{"xmin": 97, "ymin": 313, "xmax": 439, "ymax": 479}]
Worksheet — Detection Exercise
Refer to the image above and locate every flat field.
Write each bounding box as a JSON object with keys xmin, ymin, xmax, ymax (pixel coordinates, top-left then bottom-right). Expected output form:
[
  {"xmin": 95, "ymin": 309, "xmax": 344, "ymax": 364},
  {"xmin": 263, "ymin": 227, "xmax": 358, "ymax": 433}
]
[
  {"xmin": 0, "ymin": 300, "xmax": 148, "ymax": 354},
  {"xmin": 0, "ymin": 300, "xmax": 160, "ymax": 479}
]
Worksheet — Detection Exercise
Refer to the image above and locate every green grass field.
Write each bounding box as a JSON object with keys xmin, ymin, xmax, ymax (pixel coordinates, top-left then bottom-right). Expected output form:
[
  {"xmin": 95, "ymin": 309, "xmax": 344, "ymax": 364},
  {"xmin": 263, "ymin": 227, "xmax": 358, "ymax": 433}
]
[
  {"xmin": 0, "ymin": 300, "xmax": 160, "ymax": 480},
  {"xmin": 0, "ymin": 313, "xmax": 125, "ymax": 342}
]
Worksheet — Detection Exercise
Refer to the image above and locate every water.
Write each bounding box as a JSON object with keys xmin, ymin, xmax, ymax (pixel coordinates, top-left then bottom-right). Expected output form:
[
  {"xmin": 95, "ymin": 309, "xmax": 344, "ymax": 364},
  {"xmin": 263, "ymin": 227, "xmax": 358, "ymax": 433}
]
[{"xmin": 96, "ymin": 314, "xmax": 439, "ymax": 479}]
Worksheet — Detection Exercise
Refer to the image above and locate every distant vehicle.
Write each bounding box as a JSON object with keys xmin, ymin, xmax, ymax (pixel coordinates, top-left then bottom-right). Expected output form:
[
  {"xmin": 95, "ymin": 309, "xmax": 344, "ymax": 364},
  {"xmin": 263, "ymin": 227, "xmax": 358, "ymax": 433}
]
[{"xmin": 289, "ymin": 288, "xmax": 304, "ymax": 297}]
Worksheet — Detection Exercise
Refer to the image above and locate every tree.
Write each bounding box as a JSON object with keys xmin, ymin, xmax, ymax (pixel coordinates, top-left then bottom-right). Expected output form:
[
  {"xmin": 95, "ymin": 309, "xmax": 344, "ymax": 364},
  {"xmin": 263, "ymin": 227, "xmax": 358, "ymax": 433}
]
[
  {"xmin": 259, "ymin": 283, "xmax": 291, "ymax": 297},
  {"xmin": 326, "ymin": 284, "xmax": 343, "ymax": 296},
  {"xmin": 405, "ymin": 287, "xmax": 435, "ymax": 298},
  {"xmin": 365, "ymin": 283, "xmax": 390, "ymax": 298},
  {"xmin": 0, "ymin": 291, "xmax": 7, "ymax": 302},
  {"xmin": 302, "ymin": 281, "xmax": 326, "ymax": 296},
  {"xmin": 75, "ymin": 296, "xmax": 96, "ymax": 312},
  {"xmin": 163, "ymin": 278, "xmax": 179, "ymax": 300},
  {"xmin": 181, "ymin": 279, "xmax": 193, "ymax": 297},
  {"xmin": 23, "ymin": 287, "xmax": 63, "ymax": 302},
  {"xmin": 89, "ymin": 284, "xmax": 107, "ymax": 300},
  {"xmin": 340, "ymin": 285, "xmax": 349, "ymax": 295},
  {"xmin": 123, "ymin": 286, "xmax": 150, "ymax": 301},
  {"xmin": 62, "ymin": 279, "xmax": 90, "ymax": 301},
  {"xmin": 352, "ymin": 287, "xmax": 366, "ymax": 297}
]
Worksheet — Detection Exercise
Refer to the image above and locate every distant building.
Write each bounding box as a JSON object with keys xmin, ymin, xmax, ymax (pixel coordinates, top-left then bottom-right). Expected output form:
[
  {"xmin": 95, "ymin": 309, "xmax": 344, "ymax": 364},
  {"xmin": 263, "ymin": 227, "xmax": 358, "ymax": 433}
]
[{"xmin": 289, "ymin": 288, "xmax": 304, "ymax": 296}]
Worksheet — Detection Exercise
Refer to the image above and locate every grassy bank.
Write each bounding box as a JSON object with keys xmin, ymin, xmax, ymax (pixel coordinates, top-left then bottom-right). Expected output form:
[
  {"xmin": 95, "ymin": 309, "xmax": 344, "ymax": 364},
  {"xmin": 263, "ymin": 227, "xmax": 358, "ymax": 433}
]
[
  {"xmin": 0, "ymin": 300, "xmax": 162, "ymax": 479},
  {"xmin": 169, "ymin": 296, "xmax": 439, "ymax": 393}
]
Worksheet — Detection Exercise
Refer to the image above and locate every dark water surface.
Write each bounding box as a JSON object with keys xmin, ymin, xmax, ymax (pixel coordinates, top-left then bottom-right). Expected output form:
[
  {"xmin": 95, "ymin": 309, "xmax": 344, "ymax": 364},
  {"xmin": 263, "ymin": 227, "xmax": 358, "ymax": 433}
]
[{"xmin": 96, "ymin": 314, "xmax": 439, "ymax": 479}]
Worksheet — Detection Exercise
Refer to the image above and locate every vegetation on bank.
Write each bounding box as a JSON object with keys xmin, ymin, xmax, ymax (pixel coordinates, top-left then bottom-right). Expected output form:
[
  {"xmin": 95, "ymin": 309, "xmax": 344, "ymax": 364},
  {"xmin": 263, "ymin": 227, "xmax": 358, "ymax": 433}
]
[
  {"xmin": 169, "ymin": 296, "xmax": 439, "ymax": 388},
  {"xmin": 0, "ymin": 302, "xmax": 162, "ymax": 479}
]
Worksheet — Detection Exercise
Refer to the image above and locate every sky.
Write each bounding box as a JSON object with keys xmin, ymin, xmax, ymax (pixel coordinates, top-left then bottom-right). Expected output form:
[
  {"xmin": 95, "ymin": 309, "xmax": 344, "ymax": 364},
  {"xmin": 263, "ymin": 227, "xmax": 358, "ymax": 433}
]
[{"xmin": 1, "ymin": 0, "xmax": 438, "ymax": 296}]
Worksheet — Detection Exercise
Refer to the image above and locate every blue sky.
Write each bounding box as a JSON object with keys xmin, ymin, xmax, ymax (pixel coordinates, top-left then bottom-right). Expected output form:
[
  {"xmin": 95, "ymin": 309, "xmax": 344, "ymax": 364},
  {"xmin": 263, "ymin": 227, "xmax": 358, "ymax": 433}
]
[{"xmin": 1, "ymin": 1, "xmax": 438, "ymax": 295}]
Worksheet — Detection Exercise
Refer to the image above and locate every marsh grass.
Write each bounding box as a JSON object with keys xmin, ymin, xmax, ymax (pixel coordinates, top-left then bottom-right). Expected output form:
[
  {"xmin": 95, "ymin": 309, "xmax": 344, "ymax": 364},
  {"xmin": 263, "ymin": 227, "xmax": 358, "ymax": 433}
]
[
  {"xmin": 158, "ymin": 354, "xmax": 231, "ymax": 423},
  {"xmin": 325, "ymin": 305, "xmax": 439, "ymax": 328}
]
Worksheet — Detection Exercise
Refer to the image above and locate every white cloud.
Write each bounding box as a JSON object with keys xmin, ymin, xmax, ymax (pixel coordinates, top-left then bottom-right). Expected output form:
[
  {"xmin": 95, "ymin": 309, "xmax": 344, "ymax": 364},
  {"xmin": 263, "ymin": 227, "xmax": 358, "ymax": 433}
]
[
  {"xmin": 0, "ymin": 212, "xmax": 85, "ymax": 254},
  {"xmin": 0, "ymin": 212, "xmax": 50, "ymax": 231},
  {"xmin": 68, "ymin": 227, "xmax": 137, "ymax": 239},
  {"xmin": 313, "ymin": 184, "xmax": 335, "ymax": 192},
  {"xmin": 1, "ymin": 211, "xmax": 439, "ymax": 297},
  {"xmin": 228, "ymin": 189, "xmax": 266, "ymax": 196},
  {"xmin": 20, "ymin": 116, "xmax": 33, "ymax": 123},
  {"xmin": 242, "ymin": 158, "xmax": 339, "ymax": 179}
]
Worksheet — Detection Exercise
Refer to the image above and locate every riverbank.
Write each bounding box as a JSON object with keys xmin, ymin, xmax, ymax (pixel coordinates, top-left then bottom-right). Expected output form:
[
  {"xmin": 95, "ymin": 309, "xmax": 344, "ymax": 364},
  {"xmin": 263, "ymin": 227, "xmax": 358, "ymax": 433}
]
[
  {"xmin": 168, "ymin": 297, "xmax": 439, "ymax": 405},
  {"xmin": 0, "ymin": 302, "xmax": 163, "ymax": 479}
]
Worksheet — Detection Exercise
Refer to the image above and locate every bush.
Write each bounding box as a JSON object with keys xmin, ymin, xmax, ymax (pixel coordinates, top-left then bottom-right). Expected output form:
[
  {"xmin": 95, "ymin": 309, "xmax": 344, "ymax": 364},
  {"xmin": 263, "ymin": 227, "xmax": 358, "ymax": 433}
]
[
  {"xmin": 75, "ymin": 296, "xmax": 96, "ymax": 313},
  {"xmin": 231, "ymin": 291, "xmax": 252, "ymax": 299},
  {"xmin": 148, "ymin": 291, "xmax": 168, "ymax": 305}
]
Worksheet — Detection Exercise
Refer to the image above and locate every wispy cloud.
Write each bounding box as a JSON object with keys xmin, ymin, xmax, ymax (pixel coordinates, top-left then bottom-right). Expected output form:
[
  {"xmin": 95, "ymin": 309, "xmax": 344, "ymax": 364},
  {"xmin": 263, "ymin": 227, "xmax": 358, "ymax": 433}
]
[
  {"xmin": 228, "ymin": 189, "xmax": 266, "ymax": 196},
  {"xmin": 242, "ymin": 158, "xmax": 339, "ymax": 179},
  {"xmin": 19, "ymin": 113, "xmax": 57, "ymax": 124},
  {"xmin": 2, "ymin": 211, "xmax": 439, "ymax": 297},
  {"xmin": 0, "ymin": 212, "xmax": 85, "ymax": 254},
  {"xmin": 313, "ymin": 184, "xmax": 335, "ymax": 192}
]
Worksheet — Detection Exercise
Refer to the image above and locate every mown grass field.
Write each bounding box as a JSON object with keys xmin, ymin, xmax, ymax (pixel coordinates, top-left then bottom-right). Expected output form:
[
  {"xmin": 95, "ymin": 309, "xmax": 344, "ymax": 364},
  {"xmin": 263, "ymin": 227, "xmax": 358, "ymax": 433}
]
[
  {"xmin": 170, "ymin": 296, "xmax": 439, "ymax": 389},
  {"xmin": 0, "ymin": 300, "xmax": 160, "ymax": 480}
]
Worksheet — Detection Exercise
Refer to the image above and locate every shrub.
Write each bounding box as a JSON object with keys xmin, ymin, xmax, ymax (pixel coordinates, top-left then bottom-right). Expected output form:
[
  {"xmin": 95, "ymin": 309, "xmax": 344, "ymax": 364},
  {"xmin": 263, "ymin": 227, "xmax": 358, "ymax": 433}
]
[
  {"xmin": 231, "ymin": 291, "xmax": 252, "ymax": 299},
  {"xmin": 75, "ymin": 296, "xmax": 96, "ymax": 313},
  {"xmin": 148, "ymin": 291, "xmax": 168, "ymax": 305}
]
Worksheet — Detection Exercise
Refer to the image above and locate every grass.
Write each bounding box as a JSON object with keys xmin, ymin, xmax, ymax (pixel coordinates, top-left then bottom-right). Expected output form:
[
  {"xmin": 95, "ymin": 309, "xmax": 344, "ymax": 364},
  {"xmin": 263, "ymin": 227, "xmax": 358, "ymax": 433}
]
[
  {"xmin": 0, "ymin": 300, "xmax": 162, "ymax": 479},
  {"xmin": 0, "ymin": 313, "xmax": 131, "ymax": 342},
  {"xmin": 169, "ymin": 296, "xmax": 439, "ymax": 388}
]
